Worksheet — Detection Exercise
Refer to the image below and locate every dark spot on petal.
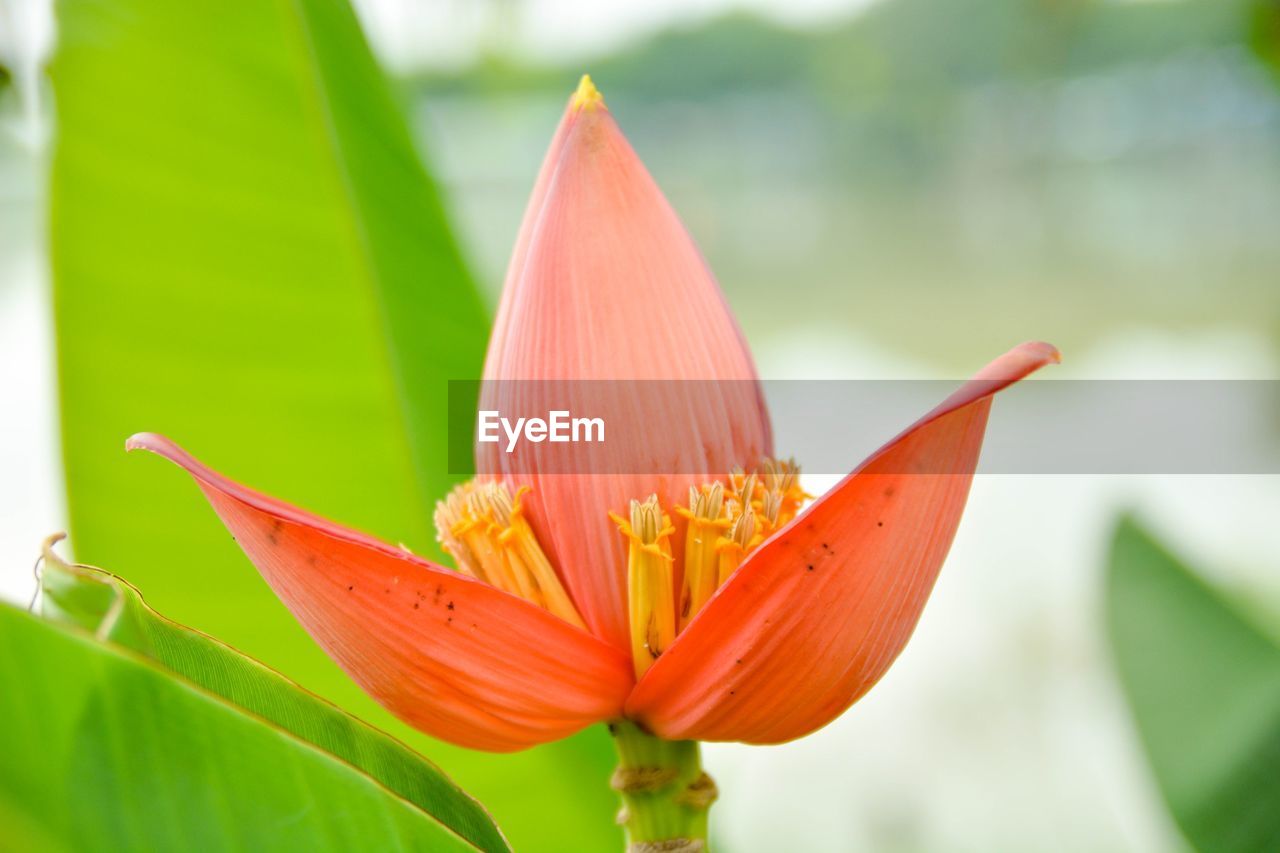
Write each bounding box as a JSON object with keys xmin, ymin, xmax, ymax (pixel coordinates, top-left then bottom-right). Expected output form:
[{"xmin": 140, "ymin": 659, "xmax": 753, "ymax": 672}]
[
  {"xmin": 447, "ymin": 617, "xmax": 453, "ymax": 625},
  {"xmin": 413, "ymin": 602, "xmax": 419, "ymax": 610},
  {"xmin": 384, "ymin": 588, "xmax": 390, "ymax": 594},
  {"xmin": 806, "ymin": 564, "xmax": 814, "ymax": 571},
  {"xmin": 447, "ymin": 602, "xmax": 454, "ymax": 610},
  {"xmin": 347, "ymin": 585, "xmax": 354, "ymax": 591},
  {"xmin": 729, "ymin": 690, "xmax": 736, "ymax": 696},
  {"xmin": 877, "ymin": 521, "xmax": 884, "ymax": 527},
  {"xmin": 884, "ymin": 486, "xmax": 895, "ymax": 497},
  {"xmin": 266, "ymin": 533, "xmax": 278, "ymax": 545},
  {"xmin": 735, "ymin": 659, "xmax": 743, "ymax": 665}
]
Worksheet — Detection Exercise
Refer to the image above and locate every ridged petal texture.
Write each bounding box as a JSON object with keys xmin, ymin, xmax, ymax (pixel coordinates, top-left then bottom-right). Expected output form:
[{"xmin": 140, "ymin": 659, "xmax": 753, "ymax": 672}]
[
  {"xmin": 479, "ymin": 90, "xmax": 772, "ymax": 649},
  {"xmin": 127, "ymin": 433, "xmax": 633, "ymax": 752},
  {"xmin": 625, "ymin": 342, "xmax": 1060, "ymax": 742}
]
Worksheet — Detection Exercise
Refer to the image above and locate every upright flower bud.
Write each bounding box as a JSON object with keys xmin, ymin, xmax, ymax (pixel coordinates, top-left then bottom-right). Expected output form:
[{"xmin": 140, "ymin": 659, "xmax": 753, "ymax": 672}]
[{"xmin": 479, "ymin": 77, "xmax": 772, "ymax": 647}]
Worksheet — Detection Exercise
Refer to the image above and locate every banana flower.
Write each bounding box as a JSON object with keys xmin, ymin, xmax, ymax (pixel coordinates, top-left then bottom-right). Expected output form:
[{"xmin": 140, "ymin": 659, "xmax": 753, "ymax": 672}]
[{"xmin": 129, "ymin": 76, "xmax": 1058, "ymax": 850}]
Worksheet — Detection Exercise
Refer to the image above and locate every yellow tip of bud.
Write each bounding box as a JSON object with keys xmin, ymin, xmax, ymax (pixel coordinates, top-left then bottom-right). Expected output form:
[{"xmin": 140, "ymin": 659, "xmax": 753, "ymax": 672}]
[{"xmin": 571, "ymin": 74, "xmax": 605, "ymax": 111}]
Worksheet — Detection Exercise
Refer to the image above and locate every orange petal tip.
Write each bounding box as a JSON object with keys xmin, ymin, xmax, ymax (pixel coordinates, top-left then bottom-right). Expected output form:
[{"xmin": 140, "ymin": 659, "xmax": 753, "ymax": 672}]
[
  {"xmin": 1026, "ymin": 340, "xmax": 1063, "ymax": 364},
  {"xmin": 126, "ymin": 432, "xmax": 192, "ymax": 463},
  {"xmin": 570, "ymin": 73, "xmax": 605, "ymax": 111},
  {"xmin": 126, "ymin": 432, "xmax": 167, "ymax": 454}
]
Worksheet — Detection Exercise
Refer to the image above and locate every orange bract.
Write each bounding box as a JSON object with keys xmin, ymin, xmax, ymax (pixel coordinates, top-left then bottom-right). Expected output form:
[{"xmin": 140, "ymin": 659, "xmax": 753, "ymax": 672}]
[{"xmin": 125, "ymin": 433, "xmax": 631, "ymax": 752}]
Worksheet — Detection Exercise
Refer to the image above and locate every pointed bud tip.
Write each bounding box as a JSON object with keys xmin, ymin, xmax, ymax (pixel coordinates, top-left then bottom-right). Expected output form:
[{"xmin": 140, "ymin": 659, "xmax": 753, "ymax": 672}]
[{"xmin": 571, "ymin": 74, "xmax": 605, "ymax": 112}]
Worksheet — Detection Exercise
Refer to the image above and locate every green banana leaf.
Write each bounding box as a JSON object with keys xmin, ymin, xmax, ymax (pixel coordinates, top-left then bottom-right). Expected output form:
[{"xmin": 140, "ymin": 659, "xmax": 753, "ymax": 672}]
[
  {"xmin": 49, "ymin": 0, "xmax": 620, "ymax": 848},
  {"xmin": 0, "ymin": 605, "xmax": 493, "ymax": 850},
  {"xmin": 1106, "ymin": 518, "xmax": 1280, "ymax": 852},
  {"xmin": 30, "ymin": 535, "xmax": 509, "ymax": 852}
]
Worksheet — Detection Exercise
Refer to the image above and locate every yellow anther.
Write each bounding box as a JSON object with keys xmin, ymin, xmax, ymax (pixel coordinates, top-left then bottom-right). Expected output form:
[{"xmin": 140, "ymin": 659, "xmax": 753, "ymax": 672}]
[
  {"xmin": 676, "ymin": 483, "xmax": 729, "ymax": 630},
  {"xmin": 731, "ymin": 471, "xmax": 758, "ymax": 511},
  {"xmin": 452, "ymin": 489, "xmax": 520, "ymax": 594},
  {"xmin": 487, "ymin": 485, "xmax": 585, "ymax": 629},
  {"xmin": 760, "ymin": 457, "xmax": 797, "ymax": 494},
  {"xmin": 761, "ymin": 490, "xmax": 783, "ymax": 528},
  {"xmin": 433, "ymin": 479, "xmax": 585, "ymax": 629},
  {"xmin": 757, "ymin": 457, "xmax": 809, "ymax": 531},
  {"xmin": 717, "ymin": 509, "xmax": 756, "ymax": 587},
  {"xmin": 434, "ymin": 484, "xmax": 485, "ymax": 580},
  {"xmin": 613, "ymin": 495, "xmax": 676, "ymax": 679},
  {"xmin": 462, "ymin": 483, "xmax": 535, "ymax": 602}
]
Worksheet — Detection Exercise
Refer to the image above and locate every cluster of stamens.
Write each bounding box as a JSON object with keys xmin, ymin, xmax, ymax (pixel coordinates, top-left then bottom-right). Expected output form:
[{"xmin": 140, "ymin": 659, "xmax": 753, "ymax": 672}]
[
  {"xmin": 434, "ymin": 482, "xmax": 585, "ymax": 629},
  {"xmin": 434, "ymin": 459, "xmax": 807, "ymax": 679},
  {"xmin": 616, "ymin": 458, "xmax": 807, "ymax": 677}
]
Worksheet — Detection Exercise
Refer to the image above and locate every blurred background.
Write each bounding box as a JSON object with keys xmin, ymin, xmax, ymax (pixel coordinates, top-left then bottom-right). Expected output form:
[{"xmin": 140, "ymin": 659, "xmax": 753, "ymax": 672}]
[{"xmin": 3, "ymin": 0, "xmax": 1279, "ymax": 850}]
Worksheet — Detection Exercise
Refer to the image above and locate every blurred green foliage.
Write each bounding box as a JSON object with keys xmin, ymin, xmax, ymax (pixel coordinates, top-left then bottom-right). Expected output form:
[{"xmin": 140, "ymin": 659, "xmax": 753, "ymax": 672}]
[
  {"xmin": 421, "ymin": 0, "xmax": 1252, "ymax": 165},
  {"xmin": 414, "ymin": 0, "xmax": 1279, "ymax": 368},
  {"xmin": 50, "ymin": 0, "xmax": 617, "ymax": 849},
  {"xmin": 0, "ymin": 541, "xmax": 509, "ymax": 852},
  {"xmin": 1249, "ymin": 0, "xmax": 1280, "ymax": 81},
  {"xmin": 0, "ymin": 605, "xmax": 497, "ymax": 852},
  {"xmin": 1106, "ymin": 519, "xmax": 1280, "ymax": 852}
]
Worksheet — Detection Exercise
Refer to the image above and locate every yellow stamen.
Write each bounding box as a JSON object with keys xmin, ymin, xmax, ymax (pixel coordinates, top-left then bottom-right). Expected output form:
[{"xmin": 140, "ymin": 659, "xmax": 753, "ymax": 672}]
[
  {"xmin": 760, "ymin": 457, "xmax": 808, "ymax": 527},
  {"xmin": 571, "ymin": 74, "xmax": 605, "ymax": 111},
  {"xmin": 434, "ymin": 485, "xmax": 483, "ymax": 580},
  {"xmin": 456, "ymin": 489, "xmax": 521, "ymax": 593},
  {"xmin": 487, "ymin": 485, "xmax": 586, "ymax": 629},
  {"xmin": 760, "ymin": 490, "xmax": 783, "ymax": 529},
  {"xmin": 471, "ymin": 484, "xmax": 542, "ymax": 605},
  {"xmin": 434, "ymin": 479, "xmax": 586, "ymax": 629},
  {"xmin": 730, "ymin": 470, "xmax": 758, "ymax": 512},
  {"xmin": 612, "ymin": 495, "xmax": 676, "ymax": 679},
  {"xmin": 717, "ymin": 509, "xmax": 756, "ymax": 587},
  {"xmin": 675, "ymin": 483, "xmax": 729, "ymax": 630},
  {"xmin": 434, "ymin": 462, "xmax": 808, "ymax": 641},
  {"xmin": 760, "ymin": 457, "xmax": 795, "ymax": 494}
]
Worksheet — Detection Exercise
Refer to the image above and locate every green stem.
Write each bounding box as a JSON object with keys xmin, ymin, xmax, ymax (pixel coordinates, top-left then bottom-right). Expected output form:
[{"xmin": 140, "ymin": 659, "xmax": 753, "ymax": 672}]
[{"xmin": 609, "ymin": 720, "xmax": 717, "ymax": 852}]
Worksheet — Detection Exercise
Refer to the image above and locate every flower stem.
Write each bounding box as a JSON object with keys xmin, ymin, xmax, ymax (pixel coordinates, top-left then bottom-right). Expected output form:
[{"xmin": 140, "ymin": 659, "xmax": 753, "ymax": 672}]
[{"xmin": 609, "ymin": 720, "xmax": 717, "ymax": 852}]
